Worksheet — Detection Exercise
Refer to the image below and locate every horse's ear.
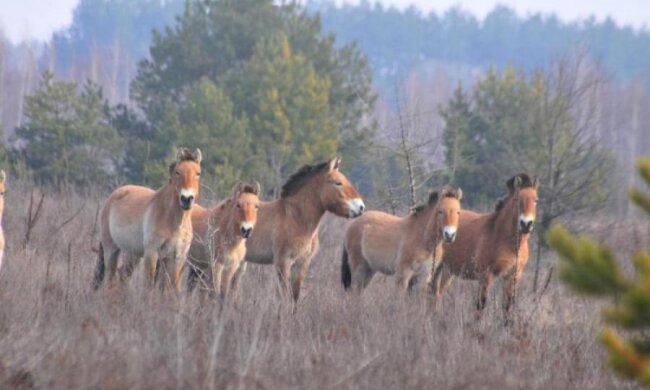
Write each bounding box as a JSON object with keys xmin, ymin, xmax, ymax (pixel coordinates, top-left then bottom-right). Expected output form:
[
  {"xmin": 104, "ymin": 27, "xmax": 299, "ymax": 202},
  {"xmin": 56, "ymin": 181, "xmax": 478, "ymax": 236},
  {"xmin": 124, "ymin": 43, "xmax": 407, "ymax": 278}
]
[
  {"xmin": 533, "ymin": 176, "xmax": 539, "ymax": 189},
  {"xmin": 328, "ymin": 158, "xmax": 340, "ymax": 171},
  {"xmin": 428, "ymin": 191, "xmax": 439, "ymax": 205},
  {"xmin": 0, "ymin": 170, "xmax": 6, "ymax": 184},
  {"xmin": 176, "ymin": 147, "xmax": 187, "ymax": 163},
  {"xmin": 506, "ymin": 175, "xmax": 522, "ymax": 193},
  {"xmin": 456, "ymin": 187, "xmax": 463, "ymax": 200},
  {"xmin": 232, "ymin": 181, "xmax": 244, "ymax": 199},
  {"xmin": 253, "ymin": 181, "xmax": 261, "ymax": 195},
  {"xmin": 193, "ymin": 148, "xmax": 202, "ymax": 164},
  {"xmin": 168, "ymin": 162, "xmax": 177, "ymax": 177}
]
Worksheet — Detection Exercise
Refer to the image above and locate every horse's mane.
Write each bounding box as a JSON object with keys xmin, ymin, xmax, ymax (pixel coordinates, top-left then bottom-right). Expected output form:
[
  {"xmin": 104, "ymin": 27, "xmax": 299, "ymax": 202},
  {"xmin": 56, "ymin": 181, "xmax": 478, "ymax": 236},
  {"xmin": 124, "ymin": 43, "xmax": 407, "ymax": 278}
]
[
  {"xmin": 494, "ymin": 173, "xmax": 536, "ymax": 211},
  {"xmin": 168, "ymin": 148, "xmax": 201, "ymax": 177},
  {"xmin": 412, "ymin": 186, "xmax": 461, "ymax": 215},
  {"xmin": 280, "ymin": 161, "xmax": 330, "ymax": 198},
  {"xmin": 239, "ymin": 184, "xmax": 258, "ymax": 194}
]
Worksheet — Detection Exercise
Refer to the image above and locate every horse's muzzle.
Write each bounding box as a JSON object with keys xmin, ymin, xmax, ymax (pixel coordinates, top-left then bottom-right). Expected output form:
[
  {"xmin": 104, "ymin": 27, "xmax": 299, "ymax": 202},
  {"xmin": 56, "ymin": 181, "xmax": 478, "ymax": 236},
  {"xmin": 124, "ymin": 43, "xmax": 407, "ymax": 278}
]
[
  {"xmin": 519, "ymin": 219, "xmax": 534, "ymax": 234},
  {"xmin": 443, "ymin": 231, "xmax": 456, "ymax": 243},
  {"xmin": 348, "ymin": 198, "xmax": 365, "ymax": 218},
  {"xmin": 442, "ymin": 226, "xmax": 457, "ymax": 243},
  {"xmin": 241, "ymin": 226, "xmax": 252, "ymax": 239},
  {"xmin": 180, "ymin": 194, "xmax": 194, "ymax": 210}
]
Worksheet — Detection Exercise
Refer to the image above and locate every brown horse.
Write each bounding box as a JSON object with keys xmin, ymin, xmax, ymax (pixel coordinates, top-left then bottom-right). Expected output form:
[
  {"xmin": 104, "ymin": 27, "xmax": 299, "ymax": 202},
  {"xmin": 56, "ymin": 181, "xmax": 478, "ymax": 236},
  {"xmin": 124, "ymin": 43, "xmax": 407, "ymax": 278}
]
[
  {"xmin": 244, "ymin": 158, "xmax": 365, "ymax": 303},
  {"xmin": 432, "ymin": 174, "xmax": 538, "ymax": 322},
  {"xmin": 93, "ymin": 148, "xmax": 202, "ymax": 292},
  {"xmin": 0, "ymin": 171, "xmax": 5, "ymax": 272},
  {"xmin": 341, "ymin": 187, "xmax": 462, "ymax": 294},
  {"xmin": 186, "ymin": 182, "xmax": 261, "ymax": 298}
]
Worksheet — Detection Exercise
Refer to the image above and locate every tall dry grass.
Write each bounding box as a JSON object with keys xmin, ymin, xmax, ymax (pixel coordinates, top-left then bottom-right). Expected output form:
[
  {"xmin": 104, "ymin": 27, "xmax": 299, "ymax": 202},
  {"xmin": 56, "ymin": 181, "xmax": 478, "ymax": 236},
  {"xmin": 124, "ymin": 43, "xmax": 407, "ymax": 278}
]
[{"xmin": 0, "ymin": 180, "xmax": 643, "ymax": 389}]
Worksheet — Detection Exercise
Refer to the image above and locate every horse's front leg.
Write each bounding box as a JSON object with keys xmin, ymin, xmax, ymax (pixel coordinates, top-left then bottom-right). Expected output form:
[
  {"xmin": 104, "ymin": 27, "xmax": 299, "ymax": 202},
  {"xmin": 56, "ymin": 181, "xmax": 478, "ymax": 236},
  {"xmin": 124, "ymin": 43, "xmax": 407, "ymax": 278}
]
[
  {"xmin": 476, "ymin": 272, "xmax": 493, "ymax": 320},
  {"xmin": 274, "ymin": 250, "xmax": 294, "ymax": 300},
  {"xmin": 290, "ymin": 253, "xmax": 313, "ymax": 305},
  {"xmin": 173, "ymin": 250, "xmax": 189, "ymax": 294},
  {"xmin": 502, "ymin": 267, "xmax": 523, "ymax": 326},
  {"xmin": 396, "ymin": 261, "xmax": 415, "ymax": 293},
  {"xmin": 431, "ymin": 263, "xmax": 454, "ymax": 312}
]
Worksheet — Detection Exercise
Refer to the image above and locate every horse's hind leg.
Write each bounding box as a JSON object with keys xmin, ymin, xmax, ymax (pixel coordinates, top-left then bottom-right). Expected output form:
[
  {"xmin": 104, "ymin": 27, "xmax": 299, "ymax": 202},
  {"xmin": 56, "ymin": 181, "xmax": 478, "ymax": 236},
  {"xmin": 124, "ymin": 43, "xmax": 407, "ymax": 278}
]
[
  {"xmin": 105, "ymin": 247, "xmax": 121, "ymax": 288},
  {"xmin": 119, "ymin": 253, "xmax": 141, "ymax": 283},
  {"xmin": 351, "ymin": 260, "xmax": 375, "ymax": 293},
  {"xmin": 92, "ymin": 244, "xmax": 106, "ymax": 290}
]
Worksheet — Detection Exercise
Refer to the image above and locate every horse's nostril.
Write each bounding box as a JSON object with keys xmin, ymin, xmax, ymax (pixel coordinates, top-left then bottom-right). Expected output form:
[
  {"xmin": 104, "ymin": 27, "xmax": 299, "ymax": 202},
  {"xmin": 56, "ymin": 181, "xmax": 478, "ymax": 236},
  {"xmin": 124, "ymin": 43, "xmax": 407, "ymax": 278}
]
[{"xmin": 359, "ymin": 204, "xmax": 365, "ymax": 212}]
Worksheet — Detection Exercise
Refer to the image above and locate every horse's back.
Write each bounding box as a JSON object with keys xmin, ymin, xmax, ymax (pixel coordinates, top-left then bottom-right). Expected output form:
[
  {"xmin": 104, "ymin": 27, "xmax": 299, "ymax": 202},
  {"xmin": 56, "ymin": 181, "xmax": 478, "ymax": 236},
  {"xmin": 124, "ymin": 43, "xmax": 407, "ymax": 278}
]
[
  {"xmin": 104, "ymin": 185, "xmax": 155, "ymax": 254},
  {"xmin": 347, "ymin": 210, "xmax": 402, "ymax": 275}
]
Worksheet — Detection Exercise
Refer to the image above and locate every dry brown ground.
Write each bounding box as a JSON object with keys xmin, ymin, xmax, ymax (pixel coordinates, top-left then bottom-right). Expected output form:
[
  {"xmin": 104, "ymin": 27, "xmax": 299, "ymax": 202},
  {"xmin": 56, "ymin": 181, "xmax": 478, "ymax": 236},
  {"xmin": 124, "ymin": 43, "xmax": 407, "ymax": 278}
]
[{"xmin": 0, "ymin": 182, "xmax": 644, "ymax": 389}]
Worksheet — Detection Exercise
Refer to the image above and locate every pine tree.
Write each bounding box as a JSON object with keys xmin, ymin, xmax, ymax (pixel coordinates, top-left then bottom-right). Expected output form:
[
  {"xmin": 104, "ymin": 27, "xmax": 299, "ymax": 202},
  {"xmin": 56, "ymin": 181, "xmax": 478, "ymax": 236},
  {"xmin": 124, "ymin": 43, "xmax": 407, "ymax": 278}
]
[
  {"xmin": 13, "ymin": 72, "xmax": 123, "ymax": 188},
  {"xmin": 547, "ymin": 158, "xmax": 650, "ymax": 386}
]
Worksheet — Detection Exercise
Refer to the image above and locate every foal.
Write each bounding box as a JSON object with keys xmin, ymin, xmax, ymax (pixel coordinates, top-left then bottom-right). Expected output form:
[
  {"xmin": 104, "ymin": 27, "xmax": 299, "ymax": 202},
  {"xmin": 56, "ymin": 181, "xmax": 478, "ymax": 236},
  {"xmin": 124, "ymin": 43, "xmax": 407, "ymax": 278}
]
[
  {"xmin": 187, "ymin": 182, "xmax": 260, "ymax": 299},
  {"xmin": 341, "ymin": 187, "xmax": 462, "ymax": 294},
  {"xmin": 433, "ymin": 174, "xmax": 538, "ymax": 322},
  {"xmin": 93, "ymin": 148, "xmax": 202, "ymax": 292}
]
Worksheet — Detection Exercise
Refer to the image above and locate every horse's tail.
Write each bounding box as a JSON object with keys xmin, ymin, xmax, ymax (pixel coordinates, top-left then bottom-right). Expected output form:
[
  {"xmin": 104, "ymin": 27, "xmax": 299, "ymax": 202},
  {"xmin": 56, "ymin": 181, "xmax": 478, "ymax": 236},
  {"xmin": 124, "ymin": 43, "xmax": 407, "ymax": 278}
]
[
  {"xmin": 186, "ymin": 263, "xmax": 199, "ymax": 293},
  {"xmin": 341, "ymin": 245, "xmax": 352, "ymax": 290},
  {"xmin": 92, "ymin": 243, "xmax": 105, "ymax": 290}
]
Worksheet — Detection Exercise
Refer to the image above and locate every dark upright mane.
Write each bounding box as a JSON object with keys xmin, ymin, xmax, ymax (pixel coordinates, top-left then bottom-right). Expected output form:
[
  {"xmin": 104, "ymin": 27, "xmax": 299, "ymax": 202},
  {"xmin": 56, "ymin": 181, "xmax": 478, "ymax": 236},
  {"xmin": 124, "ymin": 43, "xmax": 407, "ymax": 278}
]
[
  {"xmin": 240, "ymin": 184, "xmax": 258, "ymax": 194},
  {"xmin": 495, "ymin": 173, "xmax": 536, "ymax": 211},
  {"xmin": 412, "ymin": 186, "xmax": 461, "ymax": 215},
  {"xmin": 168, "ymin": 148, "xmax": 201, "ymax": 177},
  {"xmin": 280, "ymin": 162, "xmax": 330, "ymax": 198}
]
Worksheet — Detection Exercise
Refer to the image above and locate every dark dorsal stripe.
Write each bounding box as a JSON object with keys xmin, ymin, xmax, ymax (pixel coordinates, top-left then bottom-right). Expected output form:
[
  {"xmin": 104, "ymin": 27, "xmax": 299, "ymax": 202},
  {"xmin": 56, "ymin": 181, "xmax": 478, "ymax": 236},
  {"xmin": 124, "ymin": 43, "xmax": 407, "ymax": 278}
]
[{"xmin": 280, "ymin": 161, "xmax": 330, "ymax": 198}]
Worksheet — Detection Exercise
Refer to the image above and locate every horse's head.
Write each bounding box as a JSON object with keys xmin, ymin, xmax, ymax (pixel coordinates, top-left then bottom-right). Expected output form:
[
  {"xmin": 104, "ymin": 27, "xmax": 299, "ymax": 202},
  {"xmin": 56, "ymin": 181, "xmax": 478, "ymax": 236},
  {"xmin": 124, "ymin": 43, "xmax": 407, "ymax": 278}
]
[
  {"xmin": 430, "ymin": 187, "xmax": 462, "ymax": 243},
  {"xmin": 231, "ymin": 181, "xmax": 261, "ymax": 239},
  {"xmin": 169, "ymin": 148, "xmax": 202, "ymax": 210},
  {"xmin": 506, "ymin": 174, "xmax": 538, "ymax": 234},
  {"xmin": 319, "ymin": 158, "xmax": 365, "ymax": 218}
]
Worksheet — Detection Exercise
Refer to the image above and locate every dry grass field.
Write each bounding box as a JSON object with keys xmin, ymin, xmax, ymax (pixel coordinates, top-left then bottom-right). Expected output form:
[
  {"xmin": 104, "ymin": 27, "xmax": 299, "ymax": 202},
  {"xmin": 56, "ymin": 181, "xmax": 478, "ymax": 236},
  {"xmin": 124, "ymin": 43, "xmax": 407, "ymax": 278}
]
[{"xmin": 0, "ymin": 181, "xmax": 645, "ymax": 389}]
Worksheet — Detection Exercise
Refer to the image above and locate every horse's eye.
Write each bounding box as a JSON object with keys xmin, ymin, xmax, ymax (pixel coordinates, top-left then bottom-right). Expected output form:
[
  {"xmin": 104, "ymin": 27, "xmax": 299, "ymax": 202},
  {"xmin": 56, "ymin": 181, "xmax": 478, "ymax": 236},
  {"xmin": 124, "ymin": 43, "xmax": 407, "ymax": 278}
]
[
  {"xmin": 175, "ymin": 171, "xmax": 180, "ymax": 176},
  {"xmin": 255, "ymin": 205, "xmax": 259, "ymax": 209},
  {"xmin": 196, "ymin": 172, "xmax": 201, "ymax": 177},
  {"xmin": 334, "ymin": 181, "xmax": 343, "ymax": 187},
  {"xmin": 236, "ymin": 204, "xmax": 241, "ymax": 208}
]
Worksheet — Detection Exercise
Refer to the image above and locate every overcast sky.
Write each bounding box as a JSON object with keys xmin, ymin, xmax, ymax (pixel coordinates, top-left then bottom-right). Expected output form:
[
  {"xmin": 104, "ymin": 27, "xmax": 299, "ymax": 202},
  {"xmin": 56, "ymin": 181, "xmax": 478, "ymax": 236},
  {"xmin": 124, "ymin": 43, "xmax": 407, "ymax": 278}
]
[{"xmin": 0, "ymin": 0, "xmax": 648, "ymax": 44}]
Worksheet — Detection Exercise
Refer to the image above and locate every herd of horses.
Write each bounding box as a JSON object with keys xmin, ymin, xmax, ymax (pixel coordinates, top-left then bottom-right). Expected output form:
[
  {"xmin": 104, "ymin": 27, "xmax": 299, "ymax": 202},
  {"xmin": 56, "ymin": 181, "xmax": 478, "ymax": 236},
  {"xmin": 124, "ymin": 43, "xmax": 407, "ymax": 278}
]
[{"xmin": 89, "ymin": 147, "xmax": 538, "ymax": 321}]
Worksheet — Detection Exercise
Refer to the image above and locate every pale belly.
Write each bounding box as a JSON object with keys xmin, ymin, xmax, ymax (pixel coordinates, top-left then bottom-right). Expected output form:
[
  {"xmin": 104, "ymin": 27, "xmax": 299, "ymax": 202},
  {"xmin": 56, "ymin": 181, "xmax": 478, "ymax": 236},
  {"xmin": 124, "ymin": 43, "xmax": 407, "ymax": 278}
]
[
  {"xmin": 109, "ymin": 212, "xmax": 145, "ymax": 255},
  {"xmin": 361, "ymin": 233, "xmax": 400, "ymax": 275}
]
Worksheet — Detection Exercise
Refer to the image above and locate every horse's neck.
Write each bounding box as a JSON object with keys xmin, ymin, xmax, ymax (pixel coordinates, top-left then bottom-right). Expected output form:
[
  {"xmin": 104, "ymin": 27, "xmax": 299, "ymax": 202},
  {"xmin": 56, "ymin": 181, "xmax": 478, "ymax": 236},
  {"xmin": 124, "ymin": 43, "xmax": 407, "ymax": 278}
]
[
  {"xmin": 158, "ymin": 183, "xmax": 189, "ymax": 228},
  {"xmin": 281, "ymin": 188, "xmax": 325, "ymax": 235},
  {"xmin": 419, "ymin": 207, "xmax": 440, "ymax": 252},
  {"xmin": 492, "ymin": 198, "xmax": 527, "ymax": 253}
]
